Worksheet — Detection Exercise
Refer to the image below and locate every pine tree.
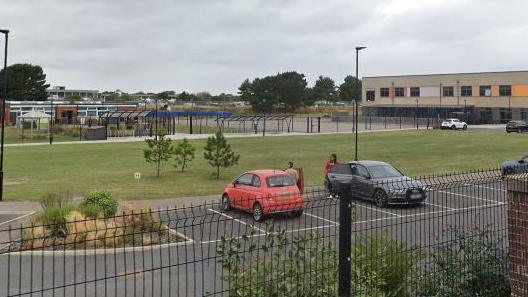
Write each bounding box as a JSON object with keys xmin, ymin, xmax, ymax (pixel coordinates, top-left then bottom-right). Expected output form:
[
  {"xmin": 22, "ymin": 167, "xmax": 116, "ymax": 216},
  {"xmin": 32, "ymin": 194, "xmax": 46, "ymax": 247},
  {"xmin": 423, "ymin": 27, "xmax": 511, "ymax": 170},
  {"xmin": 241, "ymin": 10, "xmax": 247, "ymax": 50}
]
[
  {"xmin": 174, "ymin": 138, "xmax": 195, "ymax": 172},
  {"xmin": 203, "ymin": 131, "xmax": 240, "ymax": 179},
  {"xmin": 143, "ymin": 135, "xmax": 174, "ymax": 177}
]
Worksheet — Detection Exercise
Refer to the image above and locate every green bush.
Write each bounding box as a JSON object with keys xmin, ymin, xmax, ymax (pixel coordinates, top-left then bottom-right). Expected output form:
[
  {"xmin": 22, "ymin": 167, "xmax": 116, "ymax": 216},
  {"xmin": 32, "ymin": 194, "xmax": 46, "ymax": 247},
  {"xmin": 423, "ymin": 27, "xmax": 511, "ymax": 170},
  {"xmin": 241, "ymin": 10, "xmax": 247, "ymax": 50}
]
[
  {"xmin": 77, "ymin": 203, "xmax": 103, "ymax": 218},
  {"xmin": 41, "ymin": 205, "xmax": 74, "ymax": 235},
  {"xmin": 40, "ymin": 191, "xmax": 72, "ymax": 209},
  {"xmin": 81, "ymin": 190, "xmax": 118, "ymax": 217},
  {"xmin": 352, "ymin": 235, "xmax": 414, "ymax": 297},
  {"xmin": 417, "ymin": 226, "xmax": 510, "ymax": 297},
  {"xmin": 218, "ymin": 225, "xmax": 338, "ymax": 297}
]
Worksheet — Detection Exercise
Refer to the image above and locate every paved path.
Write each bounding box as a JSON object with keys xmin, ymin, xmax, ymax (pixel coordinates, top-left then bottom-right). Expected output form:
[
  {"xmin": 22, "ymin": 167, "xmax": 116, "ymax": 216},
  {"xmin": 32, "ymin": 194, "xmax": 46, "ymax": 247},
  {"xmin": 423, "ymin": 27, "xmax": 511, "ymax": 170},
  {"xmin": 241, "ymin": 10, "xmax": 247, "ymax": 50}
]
[{"xmin": 5, "ymin": 128, "xmax": 421, "ymax": 147}]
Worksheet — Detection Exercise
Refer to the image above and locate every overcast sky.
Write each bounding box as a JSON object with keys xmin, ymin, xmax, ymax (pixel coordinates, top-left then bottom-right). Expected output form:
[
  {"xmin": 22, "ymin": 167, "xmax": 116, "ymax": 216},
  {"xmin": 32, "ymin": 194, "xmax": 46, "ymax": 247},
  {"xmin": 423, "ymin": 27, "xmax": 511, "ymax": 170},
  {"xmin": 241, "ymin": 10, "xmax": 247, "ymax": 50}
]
[{"xmin": 1, "ymin": 0, "xmax": 527, "ymax": 94}]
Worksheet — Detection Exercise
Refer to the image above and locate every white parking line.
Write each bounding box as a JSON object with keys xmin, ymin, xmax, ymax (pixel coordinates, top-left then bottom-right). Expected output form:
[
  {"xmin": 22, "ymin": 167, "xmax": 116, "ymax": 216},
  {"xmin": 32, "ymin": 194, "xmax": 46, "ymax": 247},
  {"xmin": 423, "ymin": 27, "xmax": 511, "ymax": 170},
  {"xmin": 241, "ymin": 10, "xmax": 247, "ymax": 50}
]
[
  {"xmin": 467, "ymin": 184, "xmax": 506, "ymax": 192},
  {"xmin": 424, "ymin": 202, "xmax": 456, "ymax": 210},
  {"xmin": 304, "ymin": 212, "xmax": 339, "ymax": 225},
  {"xmin": 207, "ymin": 209, "xmax": 266, "ymax": 233},
  {"xmin": 354, "ymin": 202, "xmax": 504, "ymax": 225},
  {"xmin": 354, "ymin": 203, "xmax": 401, "ymax": 217},
  {"xmin": 0, "ymin": 211, "xmax": 36, "ymax": 228},
  {"xmin": 438, "ymin": 190, "xmax": 499, "ymax": 204},
  {"xmin": 199, "ymin": 224, "xmax": 336, "ymax": 244}
]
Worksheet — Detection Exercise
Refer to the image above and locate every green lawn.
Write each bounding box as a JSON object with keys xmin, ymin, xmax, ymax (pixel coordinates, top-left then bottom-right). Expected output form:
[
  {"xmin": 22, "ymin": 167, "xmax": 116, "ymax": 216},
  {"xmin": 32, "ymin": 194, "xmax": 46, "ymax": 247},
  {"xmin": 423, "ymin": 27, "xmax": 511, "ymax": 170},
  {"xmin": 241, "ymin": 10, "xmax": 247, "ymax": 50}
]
[{"xmin": 4, "ymin": 130, "xmax": 528, "ymax": 201}]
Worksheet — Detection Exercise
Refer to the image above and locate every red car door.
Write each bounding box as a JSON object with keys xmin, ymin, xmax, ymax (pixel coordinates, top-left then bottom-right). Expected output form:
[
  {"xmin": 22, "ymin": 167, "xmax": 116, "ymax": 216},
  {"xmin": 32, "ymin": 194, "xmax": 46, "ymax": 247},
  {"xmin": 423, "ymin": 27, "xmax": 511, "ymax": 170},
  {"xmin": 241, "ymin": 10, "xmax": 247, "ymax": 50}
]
[
  {"xmin": 231, "ymin": 173, "xmax": 254, "ymax": 209},
  {"xmin": 237, "ymin": 174, "xmax": 261, "ymax": 211}
]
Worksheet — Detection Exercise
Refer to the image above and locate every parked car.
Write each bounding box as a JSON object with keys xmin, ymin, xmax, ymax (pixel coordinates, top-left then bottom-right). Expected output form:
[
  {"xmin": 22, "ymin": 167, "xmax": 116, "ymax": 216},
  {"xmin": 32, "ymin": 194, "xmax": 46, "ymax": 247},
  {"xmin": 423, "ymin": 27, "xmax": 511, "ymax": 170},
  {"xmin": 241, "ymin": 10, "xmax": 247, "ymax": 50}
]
[
  {"xmin": 326, "ymin": 161, "xmax": 427, "ymax": 207},
  {"xmin": 505, "ymin": 121, "xmax": 528, "ymax": 133},
  {"xmin": 501, "ymin": 155, "xmax": 528, "ymax": 176},
  {"xmin": 441, "ymin": 118, "xmax": 468, "ymax": 130},
  {"xmin": 222, "ymin": 170, "xmax": 304, "ymax": 221}
]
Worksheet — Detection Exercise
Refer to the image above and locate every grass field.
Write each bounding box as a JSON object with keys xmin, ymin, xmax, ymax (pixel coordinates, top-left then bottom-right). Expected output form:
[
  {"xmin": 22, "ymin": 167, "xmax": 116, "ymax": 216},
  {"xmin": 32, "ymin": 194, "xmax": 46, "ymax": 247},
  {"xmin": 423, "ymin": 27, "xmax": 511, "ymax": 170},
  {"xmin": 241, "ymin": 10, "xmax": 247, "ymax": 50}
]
[{"xmin": 4, "ymin": 130, "xmax": 528, "ymax": 201}]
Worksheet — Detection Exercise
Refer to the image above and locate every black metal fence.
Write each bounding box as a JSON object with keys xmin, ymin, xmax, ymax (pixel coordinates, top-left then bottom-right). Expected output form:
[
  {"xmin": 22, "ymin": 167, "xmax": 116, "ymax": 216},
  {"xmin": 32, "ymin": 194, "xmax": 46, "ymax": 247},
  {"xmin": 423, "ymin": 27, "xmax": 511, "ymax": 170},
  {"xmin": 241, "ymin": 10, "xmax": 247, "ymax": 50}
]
[{"xmin": 0, "ymin": 168, "xmax": 512, "ymax": 296}]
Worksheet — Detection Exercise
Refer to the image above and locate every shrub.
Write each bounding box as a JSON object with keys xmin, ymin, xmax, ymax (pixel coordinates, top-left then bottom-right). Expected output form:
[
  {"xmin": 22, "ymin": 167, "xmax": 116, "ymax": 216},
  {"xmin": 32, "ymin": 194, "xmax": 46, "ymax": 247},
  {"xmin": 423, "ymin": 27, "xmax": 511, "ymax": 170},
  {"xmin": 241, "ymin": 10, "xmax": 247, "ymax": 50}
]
[
  {"xmin": 218, "ymin": 225, "xmax": 338, "ymax": 297},
  {"xmin": 81, "ymin": 190, "xmax": 118, "ymax": 217},
  {"xmin": 41, "ymin": 205, "xmax": 74, "ymax": 235},
  {"xmin": 40, "ymin": 191, "xmax": 72, "ymax": 209},
  {"xmin": 417, "ymin": 226, "xmax": 510, "ymax": 297},
  {"xmin": 77, "ymin": 203, "xmax": 103, "ymax": 219},
  {"xmin": 352, "ymin": 235, "xmax": 414, "ymax": 297}
]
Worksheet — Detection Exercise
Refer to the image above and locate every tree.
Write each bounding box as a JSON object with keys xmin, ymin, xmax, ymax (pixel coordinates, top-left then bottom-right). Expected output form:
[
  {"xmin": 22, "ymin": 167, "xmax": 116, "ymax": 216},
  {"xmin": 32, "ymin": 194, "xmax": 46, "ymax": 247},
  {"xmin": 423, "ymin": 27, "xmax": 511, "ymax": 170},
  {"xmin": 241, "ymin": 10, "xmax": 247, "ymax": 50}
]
[
  {"xmin": 339, "ymin": 75, "xmax": 362, "ymax": 102},
  {"xmin": 238, "ymin": 79, "xmax": 253, "ymax": 102},
  {"xmin": 174, "ymin": 138, "xmax": 195, "ymax": 172},
  {"xmin": 274, "ymin": 71, "xmax": 308, "ymax": 110},
  {"xmin": 143, "ymin": 135, "xmax": 174, "ymax": 177},
  {"xmin": 155, "ymin": 91, "xmax": 175, "ymax": 99},
  {"xmin": 203, "ymin": 131, "xmax": 240, "ymax": 179},
  {"xmin": 0, "ymin": 63, "xmax": 50, "ymax": 101},
  {"xmin": 240, "ymin": 71, "xmax": 308, "ymax": 112},
  {"xmin": 312, "ymin": 76, "xmax": 338, "ymax": 103}
]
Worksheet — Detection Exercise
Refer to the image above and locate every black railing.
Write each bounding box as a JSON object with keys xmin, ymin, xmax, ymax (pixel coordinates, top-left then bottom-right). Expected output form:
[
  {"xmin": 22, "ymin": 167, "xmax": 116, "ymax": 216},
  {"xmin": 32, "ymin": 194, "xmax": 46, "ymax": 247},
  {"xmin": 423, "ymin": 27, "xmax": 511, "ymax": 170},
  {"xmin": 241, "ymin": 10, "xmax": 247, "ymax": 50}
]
[{"xmin": 0, "ymin": 168, "xmax": 515, "ymax": 296}]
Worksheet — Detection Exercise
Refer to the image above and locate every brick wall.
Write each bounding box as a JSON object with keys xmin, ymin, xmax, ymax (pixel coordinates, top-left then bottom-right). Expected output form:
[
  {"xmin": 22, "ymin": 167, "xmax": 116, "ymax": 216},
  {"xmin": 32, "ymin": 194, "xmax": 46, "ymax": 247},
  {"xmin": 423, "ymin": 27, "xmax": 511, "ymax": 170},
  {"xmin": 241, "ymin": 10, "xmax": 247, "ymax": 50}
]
[{"xmin": 507, "ymin": 177, "xmax": 528, "ymax": 297}]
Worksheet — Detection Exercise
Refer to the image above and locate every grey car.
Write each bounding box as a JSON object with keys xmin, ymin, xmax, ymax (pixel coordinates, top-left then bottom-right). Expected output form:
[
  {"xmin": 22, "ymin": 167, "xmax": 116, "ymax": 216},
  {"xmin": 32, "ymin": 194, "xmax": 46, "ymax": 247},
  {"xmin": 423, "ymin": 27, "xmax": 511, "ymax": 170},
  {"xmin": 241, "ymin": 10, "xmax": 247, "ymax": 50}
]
[
  {"xmin": 326, "ymin": 160, "xmax": 427, "ymax": 207},
  {"xmin": 501, "ymin": 155, "xmax": 528, "ymax": 176}
]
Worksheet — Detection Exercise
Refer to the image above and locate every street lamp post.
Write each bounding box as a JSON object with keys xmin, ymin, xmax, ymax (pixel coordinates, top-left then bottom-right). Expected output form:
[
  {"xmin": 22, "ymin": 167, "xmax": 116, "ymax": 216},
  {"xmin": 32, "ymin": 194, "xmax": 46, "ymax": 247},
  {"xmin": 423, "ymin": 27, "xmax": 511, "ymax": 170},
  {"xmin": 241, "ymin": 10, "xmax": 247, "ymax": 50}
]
[
  {"xmin": 155, "ymin": 98, "xmax": 158, "ymax": 140},
  {"xmin": 416, "ymin": 99, "xmax": 419, "ymax": 130},
  {"xmin": 0, "ymin": 29, "xmax": 9, "ymax": 202},
  {"xmin": 464, "ymin": 99, "xmax": 467, "ymax": 123},
  {"xmin": 354, "ymin": 46, "xmax": 366, "ymax": 161}
]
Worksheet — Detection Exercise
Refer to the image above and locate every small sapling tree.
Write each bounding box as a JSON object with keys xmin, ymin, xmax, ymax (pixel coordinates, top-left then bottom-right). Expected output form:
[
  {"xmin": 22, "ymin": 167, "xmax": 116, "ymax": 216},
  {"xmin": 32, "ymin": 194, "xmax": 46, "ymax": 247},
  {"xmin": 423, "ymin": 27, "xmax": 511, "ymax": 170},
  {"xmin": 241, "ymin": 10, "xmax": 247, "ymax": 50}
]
[
  {"xmin": 174, "ymin": 138, "xmax": 195, "ymax": 172},
  {"xmin": 203, "ymin": 131, "xmax": 240, "ymax": 179}
]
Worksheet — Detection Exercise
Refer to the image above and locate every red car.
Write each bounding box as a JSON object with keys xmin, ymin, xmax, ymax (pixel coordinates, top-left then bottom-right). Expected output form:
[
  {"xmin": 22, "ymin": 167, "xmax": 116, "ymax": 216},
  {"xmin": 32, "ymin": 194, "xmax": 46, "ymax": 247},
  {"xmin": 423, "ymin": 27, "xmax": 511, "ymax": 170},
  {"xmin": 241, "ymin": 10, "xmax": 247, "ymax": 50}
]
[{"xmin": 222, "ymin": 170, "xmax": 304, "ymax": 222}]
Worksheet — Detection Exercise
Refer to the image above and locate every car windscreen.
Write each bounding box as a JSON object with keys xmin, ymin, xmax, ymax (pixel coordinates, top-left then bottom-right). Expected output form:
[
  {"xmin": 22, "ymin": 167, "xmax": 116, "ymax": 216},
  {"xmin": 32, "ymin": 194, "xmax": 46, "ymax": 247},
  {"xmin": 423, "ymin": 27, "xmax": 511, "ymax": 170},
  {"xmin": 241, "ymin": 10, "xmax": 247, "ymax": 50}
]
[
  {"xmin": 368, "ymin": 165, "xmax": 403, "ymax": 179},
  {"xmin": 266, "ymin": 175, "xmax": 295, "ymax": 187}
]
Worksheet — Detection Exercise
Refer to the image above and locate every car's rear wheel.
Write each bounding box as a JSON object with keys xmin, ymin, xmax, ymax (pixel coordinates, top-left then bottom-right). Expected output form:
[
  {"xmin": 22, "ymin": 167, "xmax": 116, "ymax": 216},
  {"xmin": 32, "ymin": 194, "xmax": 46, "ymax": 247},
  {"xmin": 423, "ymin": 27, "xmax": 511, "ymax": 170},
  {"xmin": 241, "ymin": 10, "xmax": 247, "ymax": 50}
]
[
  {"xmin": 290, "ymin": 210, "xmax": 303, "ymax": 217},
  {"xmin": 374, "ymin": 189, "xmax": 389, "ymax": 208},
  {"xmin": 451, "ymin": 125, "xmax": 456, "ymax": 130},
  {"xmin": 252, "ymin": 203, "xmax": 264, "ymax": 222},
  {"xmin": 221, "ymin": 194, "xmax": 231, "ymax": 211},
  {"xmin": 463, "ymin": 125, "xmax": 467, "ymax": 130}
]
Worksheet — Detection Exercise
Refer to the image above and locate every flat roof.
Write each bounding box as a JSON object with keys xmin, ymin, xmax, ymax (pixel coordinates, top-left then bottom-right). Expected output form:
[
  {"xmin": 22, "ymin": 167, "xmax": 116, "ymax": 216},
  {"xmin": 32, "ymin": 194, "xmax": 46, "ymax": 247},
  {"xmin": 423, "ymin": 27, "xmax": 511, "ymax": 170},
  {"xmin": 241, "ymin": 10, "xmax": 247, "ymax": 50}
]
[
  {"xmin": 364, "ymin": 104, "xmax": 474, "ymax": 108},
  {"xmin": 363, "ymin": 70, "xmax": 528, "ymax": 79}
]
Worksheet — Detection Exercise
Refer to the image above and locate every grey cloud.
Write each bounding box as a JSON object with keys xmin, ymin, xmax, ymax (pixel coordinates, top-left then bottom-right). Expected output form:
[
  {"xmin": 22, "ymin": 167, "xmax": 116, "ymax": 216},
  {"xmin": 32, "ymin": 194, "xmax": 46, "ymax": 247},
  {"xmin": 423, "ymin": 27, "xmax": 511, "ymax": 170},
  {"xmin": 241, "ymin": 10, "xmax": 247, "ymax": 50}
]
[{"xmin": 1, "ymin": 0, "xmax": 526, "ymax": 93}]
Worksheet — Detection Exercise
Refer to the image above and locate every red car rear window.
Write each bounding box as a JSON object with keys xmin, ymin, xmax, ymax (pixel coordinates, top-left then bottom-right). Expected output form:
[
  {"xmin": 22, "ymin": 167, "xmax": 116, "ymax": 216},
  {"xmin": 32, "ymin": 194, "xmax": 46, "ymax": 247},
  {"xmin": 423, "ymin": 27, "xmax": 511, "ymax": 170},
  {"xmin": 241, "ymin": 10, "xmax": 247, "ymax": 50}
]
[{"xmin": 266, "ymin": 175, "xmax": 295, "ymax": 187}]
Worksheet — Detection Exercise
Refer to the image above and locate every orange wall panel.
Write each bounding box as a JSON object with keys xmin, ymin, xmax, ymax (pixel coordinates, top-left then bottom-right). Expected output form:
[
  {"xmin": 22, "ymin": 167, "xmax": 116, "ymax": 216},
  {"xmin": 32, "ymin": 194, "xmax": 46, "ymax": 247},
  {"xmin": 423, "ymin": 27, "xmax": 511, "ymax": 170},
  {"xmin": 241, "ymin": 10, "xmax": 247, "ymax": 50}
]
[
  {"xmin": 512, "ymin": 84, "xmax": 528, "ymax": 97},
  {"xmin": 491, "ymin": 85, "xmax": 499, "ymax": 97}
]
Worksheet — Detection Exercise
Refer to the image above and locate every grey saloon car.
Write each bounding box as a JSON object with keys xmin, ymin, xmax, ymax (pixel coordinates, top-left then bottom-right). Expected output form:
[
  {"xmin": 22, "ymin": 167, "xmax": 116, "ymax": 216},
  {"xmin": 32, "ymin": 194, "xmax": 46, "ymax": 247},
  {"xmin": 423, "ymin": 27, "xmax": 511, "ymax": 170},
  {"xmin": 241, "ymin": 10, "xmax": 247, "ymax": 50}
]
[
  {"xmin": 501, "ymin": 155, "xmax": 528, "ymax": 176},
  {"xmin": 326, "ymin": 160, "xmax": 427, "ymax": 207}
]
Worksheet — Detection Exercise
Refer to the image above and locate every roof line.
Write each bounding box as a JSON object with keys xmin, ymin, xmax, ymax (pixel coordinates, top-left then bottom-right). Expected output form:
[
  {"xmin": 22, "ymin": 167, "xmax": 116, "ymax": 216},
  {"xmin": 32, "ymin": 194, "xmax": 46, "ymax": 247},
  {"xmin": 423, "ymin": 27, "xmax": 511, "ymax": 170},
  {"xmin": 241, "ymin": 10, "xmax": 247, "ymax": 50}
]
[{"xmin": 363, "ymin": 70, "xmax": 528, "ymax": 79}]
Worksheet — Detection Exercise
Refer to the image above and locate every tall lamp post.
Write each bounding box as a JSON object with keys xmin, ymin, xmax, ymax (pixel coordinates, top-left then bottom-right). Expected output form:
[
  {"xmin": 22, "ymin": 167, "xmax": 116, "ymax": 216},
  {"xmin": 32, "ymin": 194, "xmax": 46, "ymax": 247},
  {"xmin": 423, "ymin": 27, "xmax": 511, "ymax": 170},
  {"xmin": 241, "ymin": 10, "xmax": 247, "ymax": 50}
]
[
  {"xmin": 0, "ymin": 29, "xmax": 9, "ymax": 202},
  {"xmin": 354, "ymin": 46, "xmax": 366, "ymax": 161}
]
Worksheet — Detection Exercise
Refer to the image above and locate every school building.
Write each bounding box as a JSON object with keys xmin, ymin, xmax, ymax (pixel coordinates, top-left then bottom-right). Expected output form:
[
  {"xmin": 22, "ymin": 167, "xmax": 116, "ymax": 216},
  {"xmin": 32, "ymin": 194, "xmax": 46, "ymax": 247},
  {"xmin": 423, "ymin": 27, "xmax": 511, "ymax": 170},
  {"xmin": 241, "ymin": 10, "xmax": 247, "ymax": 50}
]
[{"xmin": 361, "ymin": 71, "xmax": 528, "ymax": 124}]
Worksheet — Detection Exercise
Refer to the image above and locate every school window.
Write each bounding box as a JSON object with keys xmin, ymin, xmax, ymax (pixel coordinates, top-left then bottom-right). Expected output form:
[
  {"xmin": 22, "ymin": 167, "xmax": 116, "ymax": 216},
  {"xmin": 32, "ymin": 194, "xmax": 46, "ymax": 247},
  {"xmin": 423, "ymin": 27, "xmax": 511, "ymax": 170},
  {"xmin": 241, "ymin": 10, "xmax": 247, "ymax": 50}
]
[
  {"xmin": 461, "ymin": 86, "xmax": 472, "ymax": 97},
  {"xmin": 410, "ymin": 87, "xmax": 420, "ymax": 97},
  {"xmin": 394, "ymin": 87, "xmax": 404, "ymax": 97},
  {"xmin": 442, "ymin": 86, "xmax": 454, "ymax": 97},
  {"xmin": 499, "ymin": 85, "xmax": 511, "ymax": 96},
  {"xmin": 366, "ymin": 89, "xmax": 375, "ymax": 101},
  {"xmin": 480, "ymin": 85, "xmax": 491, "ymax": 97},
  {"xmin": 380, "ymin": 88, "xmax": 389, "ymax": 97}
]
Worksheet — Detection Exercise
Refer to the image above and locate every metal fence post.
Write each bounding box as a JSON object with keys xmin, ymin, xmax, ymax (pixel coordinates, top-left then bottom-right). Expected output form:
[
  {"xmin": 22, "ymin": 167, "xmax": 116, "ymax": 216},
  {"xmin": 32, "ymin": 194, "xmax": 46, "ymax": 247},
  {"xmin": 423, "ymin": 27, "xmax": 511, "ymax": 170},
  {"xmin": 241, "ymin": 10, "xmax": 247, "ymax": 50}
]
[
  {"xmin": 306, "ymin": 117, "xmax": 310, "ymax": 133},
  {"xmin": 338, "ymin": 182, "xmax": 352, "ymax": 297},
  {"xmin": 317, "ymin": 117, "xmax": 321, "ymax": 133}
]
